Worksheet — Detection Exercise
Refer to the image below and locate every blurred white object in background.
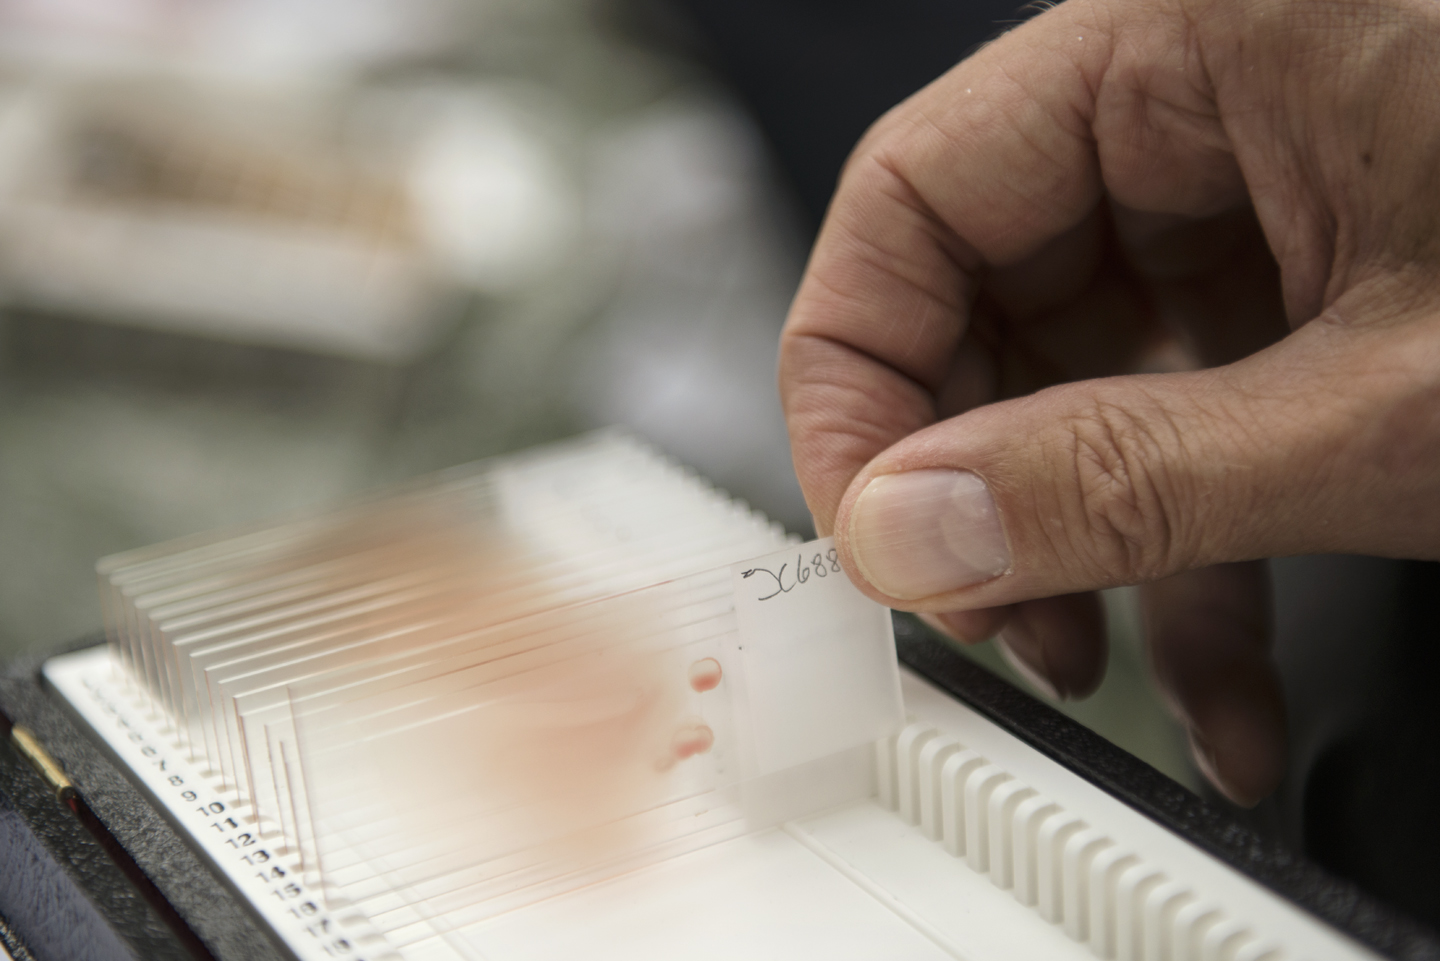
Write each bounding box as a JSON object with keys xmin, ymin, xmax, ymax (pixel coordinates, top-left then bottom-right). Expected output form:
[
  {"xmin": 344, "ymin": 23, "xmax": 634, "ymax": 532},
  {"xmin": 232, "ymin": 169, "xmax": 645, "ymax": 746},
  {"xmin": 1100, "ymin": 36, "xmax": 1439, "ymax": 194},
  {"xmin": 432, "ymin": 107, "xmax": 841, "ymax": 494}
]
[
  {"xmin": 0, "ymin": 0, "xmax": 468, "ymax": 80},
  {"xmin": 406, "ymin": 88, "xmax": 581, "ymax": 293},
  {"xmin": 0, "ymin": 77, "xmax": 580, "ymax": 363},
  {"xmin": 568, "ymin": 98, "xmax": 812, "ymax": 532}
]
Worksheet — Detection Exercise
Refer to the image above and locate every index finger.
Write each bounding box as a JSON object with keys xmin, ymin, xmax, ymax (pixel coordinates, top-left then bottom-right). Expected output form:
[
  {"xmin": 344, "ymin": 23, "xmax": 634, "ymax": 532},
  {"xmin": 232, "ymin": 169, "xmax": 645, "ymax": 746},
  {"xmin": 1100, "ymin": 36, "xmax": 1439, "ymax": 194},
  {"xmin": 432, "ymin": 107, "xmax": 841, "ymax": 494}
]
[{"xmin": 779, "ymin": 0, "xmax": 1118, "ymax": 533}]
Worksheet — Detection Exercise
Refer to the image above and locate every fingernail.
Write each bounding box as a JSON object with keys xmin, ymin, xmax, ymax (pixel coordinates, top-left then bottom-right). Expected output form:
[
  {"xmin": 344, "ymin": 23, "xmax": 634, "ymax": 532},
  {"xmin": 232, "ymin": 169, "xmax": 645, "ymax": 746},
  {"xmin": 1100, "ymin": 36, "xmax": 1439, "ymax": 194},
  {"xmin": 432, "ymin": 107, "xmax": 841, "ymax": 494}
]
[
  {"xmin": 997, "ymin": 628, "xmax": 1061, "ymax": 702},
  {"xmin": 848, "ymin": 470, "xmax": 1011, "ymax": 601},
  {"xmin": 1189, "ymin": 731, "xmax": 1225, "ymax": 795}
]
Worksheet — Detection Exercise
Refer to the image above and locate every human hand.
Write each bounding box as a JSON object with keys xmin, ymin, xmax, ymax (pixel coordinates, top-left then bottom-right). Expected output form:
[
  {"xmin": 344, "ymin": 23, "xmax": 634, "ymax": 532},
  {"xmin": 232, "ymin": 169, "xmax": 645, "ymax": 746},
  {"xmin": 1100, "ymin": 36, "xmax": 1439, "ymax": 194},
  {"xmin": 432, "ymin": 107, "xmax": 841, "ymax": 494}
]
[{"xmin": 779, "ymin": 0, "xmax": 1440, "ymax": 805}]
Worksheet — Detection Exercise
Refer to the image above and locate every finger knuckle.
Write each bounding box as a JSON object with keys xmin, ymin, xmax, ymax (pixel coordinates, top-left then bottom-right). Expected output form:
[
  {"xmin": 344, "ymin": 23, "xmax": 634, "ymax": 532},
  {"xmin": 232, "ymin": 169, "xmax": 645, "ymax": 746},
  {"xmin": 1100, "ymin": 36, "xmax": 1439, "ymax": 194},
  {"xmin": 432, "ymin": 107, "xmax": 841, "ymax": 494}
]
[{"xmin": 1060, "ymin": 395, "xmax": 1187, "ymax": 582}]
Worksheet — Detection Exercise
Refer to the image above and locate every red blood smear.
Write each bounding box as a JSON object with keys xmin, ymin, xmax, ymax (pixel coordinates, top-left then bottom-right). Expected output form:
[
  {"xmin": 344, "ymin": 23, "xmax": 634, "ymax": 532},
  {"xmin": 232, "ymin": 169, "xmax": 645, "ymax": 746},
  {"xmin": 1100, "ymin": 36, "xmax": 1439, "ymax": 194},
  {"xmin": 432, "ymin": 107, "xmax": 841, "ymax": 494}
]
[
  {"xmin": 688, "ymin": 658, "xmax": 722, "ymax": 693},
  {"xmin": 671, "ymin": 722, "xmax": 715, "ymax": 760}
]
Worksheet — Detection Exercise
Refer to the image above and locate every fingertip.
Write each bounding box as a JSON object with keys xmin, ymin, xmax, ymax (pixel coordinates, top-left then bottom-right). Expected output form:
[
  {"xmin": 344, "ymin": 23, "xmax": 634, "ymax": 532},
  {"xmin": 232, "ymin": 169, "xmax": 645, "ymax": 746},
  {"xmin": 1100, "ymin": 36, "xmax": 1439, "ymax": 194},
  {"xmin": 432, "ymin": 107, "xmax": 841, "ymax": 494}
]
[
  {"xmin": 1142, "ymin": 563, "xmax": 1286, "ymax": 807},
  {"xmin": 998, "ymin": 592, "xmax": 1107, "ymax": 701},
  {"xmin": 997, "ymin": 633, "xmax": 1062, "ymax": 701},
  {"xmin": 1187, "ymin": 671, "xmax": 1288, "ymax": 807},
  {"xmin": 1190, "ymin": 735, "xmax": 1281, "ymax": 809},
  {"xmin": 844, "ymin": 469, "xmax": 1011, "ymax": 602}
]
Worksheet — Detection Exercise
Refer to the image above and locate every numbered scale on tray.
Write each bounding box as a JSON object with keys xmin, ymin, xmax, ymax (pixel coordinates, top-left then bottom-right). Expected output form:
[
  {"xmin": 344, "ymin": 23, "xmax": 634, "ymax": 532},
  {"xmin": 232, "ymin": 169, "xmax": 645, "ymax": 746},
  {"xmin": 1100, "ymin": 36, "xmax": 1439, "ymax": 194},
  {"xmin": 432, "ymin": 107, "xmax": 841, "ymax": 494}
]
[{"xmin": 46, "ymin": 646, "xmax": 395, "ymax": 961}]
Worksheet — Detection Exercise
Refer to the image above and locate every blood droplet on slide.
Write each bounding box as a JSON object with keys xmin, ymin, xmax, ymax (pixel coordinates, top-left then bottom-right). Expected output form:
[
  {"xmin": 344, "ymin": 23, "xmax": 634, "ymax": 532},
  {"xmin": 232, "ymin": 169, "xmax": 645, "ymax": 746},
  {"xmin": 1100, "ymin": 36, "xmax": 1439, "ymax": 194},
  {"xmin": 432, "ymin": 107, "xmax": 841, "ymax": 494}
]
[
  {"xmin": 688, "ymin": 658, "xmax": 722, "ymax": 692},
  {"xmin": 671, "ymin": 720, "xmax": 715, "ymax": 761}
]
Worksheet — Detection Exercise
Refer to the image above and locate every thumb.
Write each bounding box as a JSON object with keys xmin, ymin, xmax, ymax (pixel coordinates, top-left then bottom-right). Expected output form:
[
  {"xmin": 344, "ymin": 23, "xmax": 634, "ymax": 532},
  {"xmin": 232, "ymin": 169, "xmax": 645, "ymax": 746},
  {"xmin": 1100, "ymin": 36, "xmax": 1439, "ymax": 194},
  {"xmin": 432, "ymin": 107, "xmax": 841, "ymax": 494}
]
[{"xmin": 832, "ymin": 310, "xmax": 1439, "ymax": 610}]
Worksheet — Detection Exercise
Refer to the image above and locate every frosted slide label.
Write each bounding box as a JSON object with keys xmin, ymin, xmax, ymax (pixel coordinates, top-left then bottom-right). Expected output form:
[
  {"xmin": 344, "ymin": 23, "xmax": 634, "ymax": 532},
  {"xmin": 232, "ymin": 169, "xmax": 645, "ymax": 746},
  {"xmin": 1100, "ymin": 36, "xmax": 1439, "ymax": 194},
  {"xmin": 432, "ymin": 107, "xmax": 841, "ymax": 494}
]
[{"xmin": 730, "ymin": 537, "xmax": 904, "ymax": 777}]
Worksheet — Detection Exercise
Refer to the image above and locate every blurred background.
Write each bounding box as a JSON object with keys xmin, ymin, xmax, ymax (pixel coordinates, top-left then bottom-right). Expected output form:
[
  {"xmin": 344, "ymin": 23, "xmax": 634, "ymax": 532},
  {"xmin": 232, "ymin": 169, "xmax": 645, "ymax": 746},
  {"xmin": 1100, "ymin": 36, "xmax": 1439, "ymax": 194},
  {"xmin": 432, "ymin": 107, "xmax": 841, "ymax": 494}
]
[{"xmin": 0, "ymin": 0, "xmax": 1199, "ymax": 810}]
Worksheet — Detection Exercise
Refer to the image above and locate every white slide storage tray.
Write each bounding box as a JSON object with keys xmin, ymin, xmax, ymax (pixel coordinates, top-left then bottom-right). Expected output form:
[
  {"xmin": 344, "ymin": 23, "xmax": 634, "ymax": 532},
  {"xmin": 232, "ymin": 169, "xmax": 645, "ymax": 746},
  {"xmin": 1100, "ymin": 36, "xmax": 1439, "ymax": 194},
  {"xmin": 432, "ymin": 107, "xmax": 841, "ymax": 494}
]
[{"xmin": 46, "ymin": 646, "xmax": 1375, "ymax": 961}]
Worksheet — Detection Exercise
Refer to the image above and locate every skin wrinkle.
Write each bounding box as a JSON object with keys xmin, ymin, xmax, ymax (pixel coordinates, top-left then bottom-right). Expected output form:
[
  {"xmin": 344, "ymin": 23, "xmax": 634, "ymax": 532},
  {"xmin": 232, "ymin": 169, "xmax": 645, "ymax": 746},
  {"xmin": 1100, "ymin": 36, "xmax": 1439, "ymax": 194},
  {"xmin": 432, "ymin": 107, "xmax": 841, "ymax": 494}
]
[
  {"xmin": 985, "ymin": 170, "xmax": 1097, "ymax": 267},
  {"xmin": 1066, "ymin": 0, "xmax": 1122, "ymax": 109},
  {"xmin": 781, "ymin": 338, "xmax": 937, "ymax": 527},
  {"xmin": 1292, "ymin": 7, "xmax": 1440, "ymax": 303},
  {"xmin": 1290, "ymin": 320, "xmax": 1429, "ymax": 507},
  {"xmin": 1374, "ymin": 126, "xmax": 1440, "ymax": 270},
  {"xmin": 784, "ymin": 146, "xmax": 985, "ymax": 520},
  {"xmin": 825, "ymin": 212, "xmax": 957, "ymax": 307},
  {"xmin": 1339, "ymin": 316, "xmax": 1440, "ymax": 498},
  {"xmin": 1098, "ymin": 19, "xmax": 1239, "ymax": 228},
  {"xmin": 999, "ymin": 48, "xmax": 1099, "ymax": 168},
  {"xmin": 835, "ymin": 161, "xmax": 977, "ymax": 314},
  {"xmin": 1205, "ymin": 44, "xmax": 1328, "ymax": 319},
  {"xmin": 804, "ymin": 264, "xmax": 955, "ymax": 384},
  {"xmin": 784, "ymin": 382, "xmax": 931, "ymax": 467},
  {"xmin": 1374, "ymin": 388, "xmax": 1440, "ymax": 492},
  {"xmin": 1126, "ymin": 78, "xmax": 1225, "ymax": 149},
  {"xmin": 1064, "ymin": 395, "xmax": 1182, "ymax": 581},
  {"xmin": 788, "ymin": 263, "xmax": 963, "ymax": 391},
  {"xmin": 798, "ymin": 158, "xmax": 979, "ymax": 386},
  {"xmin": 865, "ymin": 150, "xmax": 987, "ymax": 294},
  {"xmin": 1180, "ymin": 378, "xmax": 1278, "ymax": 561},
  {"xmin": 1196, "ymin": 4, "xmax": 1341, "ymax": 323},
  {"xmin": 1106, "ymin": 99, "xmax": 1236, "ymax": 189},
  {"xmin": 1030, "ymin": 496, "xmax": 1080, "ymax": 592},
  {"xmin": 1313, "ymin": 39, "xmax": 1381, "ymax": 300},
  {"xmin": 805, "ymin": 253, "xmax": 956, "ymax": 341},
  {"xmin": 781, "ymin": 350, "xmax": 919, "ymax": 413},
  {"xmin": 887, "ymin": 106, "xmax": 980, "ymax": 191},
  {"xmin": 1213, "ymin": 337, "xmax": 1394, "ymax": 559},
  {"xmin": 1327, "ymin": 270, "xmax": 1440, "ymax": 331},
  {"xmin": 999, "ymin": 58, "xmax": 1095, "ymax": 151},
  {"xmin": 897, "ymin": 48, "xmax": 1105, "ymax": 264},
  {"xmin": 1101, "ymin": 18, "xmax": 1193, "ymax": 109},
  {"xmin": 1094, "ymin": 27, "xmax": 1244, "ymax": 214},
  {"xmin": 845, "ymin": 81, "xmax": 982, "ymax": 174},
  {"xmin": 782, "ymin": 332, "xmax": 937, "ymax": 423},
  {"xmin": 1172, "ymin": 0, "xmax": 1217, "ymax": 102}
]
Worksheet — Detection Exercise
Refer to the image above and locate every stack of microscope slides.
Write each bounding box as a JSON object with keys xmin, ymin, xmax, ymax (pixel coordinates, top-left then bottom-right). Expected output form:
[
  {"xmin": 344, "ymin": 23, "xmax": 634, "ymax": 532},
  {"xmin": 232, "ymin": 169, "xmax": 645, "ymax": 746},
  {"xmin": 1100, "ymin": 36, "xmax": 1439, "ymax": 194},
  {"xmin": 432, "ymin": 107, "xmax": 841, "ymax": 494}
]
[
  {"xmin": 96, "ymin": 431, "xmax": 810, "ymax": 958},
  {"xmin": 83, "ymin": 430, "xmax": 1381, "ymax": 961}
]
